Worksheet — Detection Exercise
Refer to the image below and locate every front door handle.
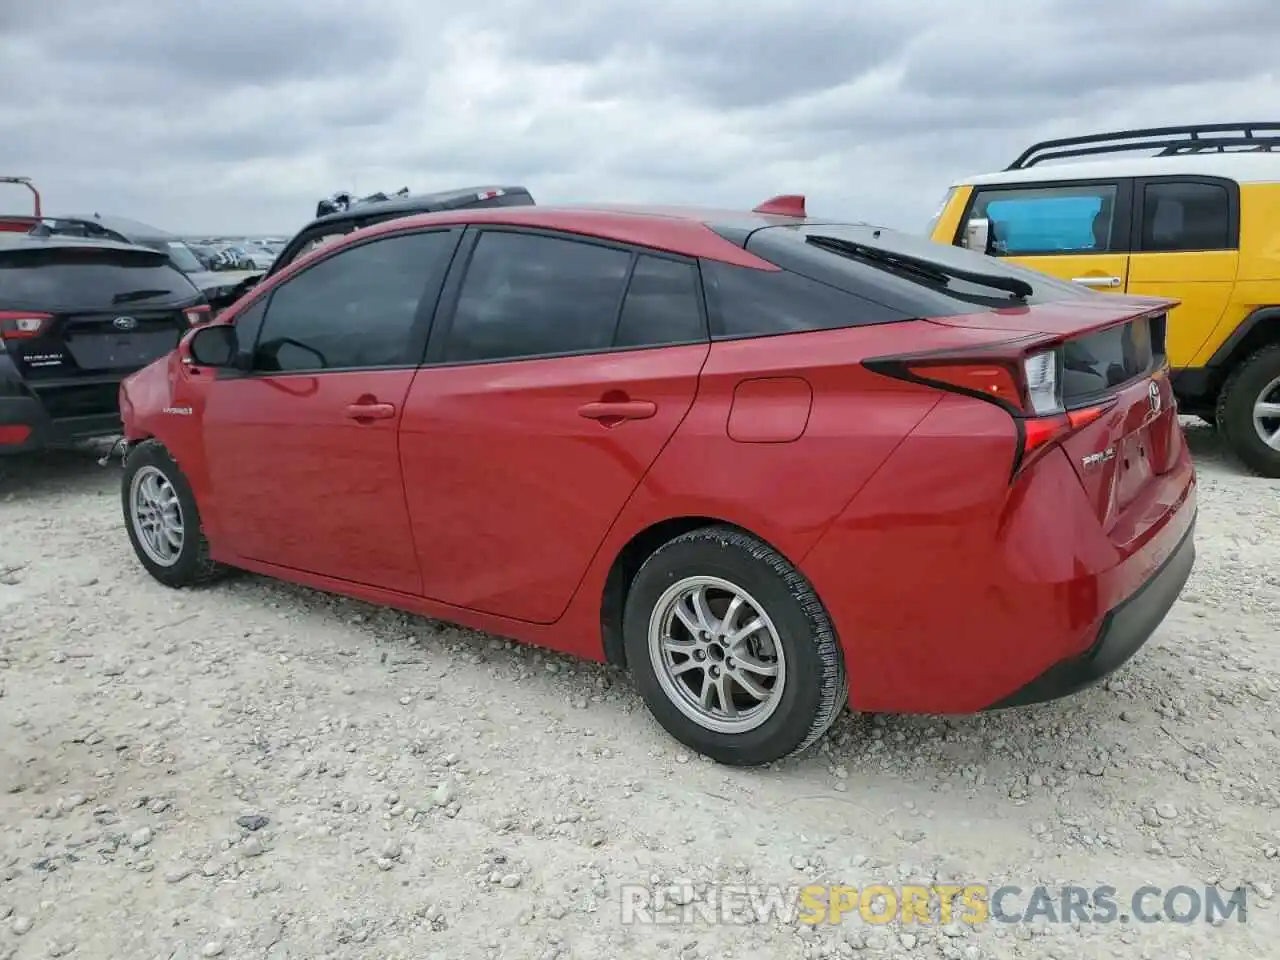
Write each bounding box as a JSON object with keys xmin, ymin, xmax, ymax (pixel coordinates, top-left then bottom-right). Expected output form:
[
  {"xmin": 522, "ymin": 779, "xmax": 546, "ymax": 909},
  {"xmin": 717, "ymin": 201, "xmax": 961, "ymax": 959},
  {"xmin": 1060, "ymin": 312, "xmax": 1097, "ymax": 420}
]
[
  {"xmin": 578, "ymin": 400, "xmax": 657, "ymax": 422},
  {"xmin": 1071, "ymin": 275, "xmax": 1122, "ymax": 288},
  {"xmin": 344, "ymin": 402, "xmax": 396, "ymax": 420}
]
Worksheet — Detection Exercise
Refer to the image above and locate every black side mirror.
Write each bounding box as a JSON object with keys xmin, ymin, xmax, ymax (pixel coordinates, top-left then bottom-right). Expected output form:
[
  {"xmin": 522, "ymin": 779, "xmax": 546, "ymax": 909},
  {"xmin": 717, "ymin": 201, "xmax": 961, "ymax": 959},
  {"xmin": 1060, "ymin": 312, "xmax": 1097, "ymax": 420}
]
[
  {"xmin": 255, "ymin": 337, "xmax": 326, "ymax": 371},
  {"xmin": 188, "ymin": 324, "xmax": 238, "ymax": 367}
]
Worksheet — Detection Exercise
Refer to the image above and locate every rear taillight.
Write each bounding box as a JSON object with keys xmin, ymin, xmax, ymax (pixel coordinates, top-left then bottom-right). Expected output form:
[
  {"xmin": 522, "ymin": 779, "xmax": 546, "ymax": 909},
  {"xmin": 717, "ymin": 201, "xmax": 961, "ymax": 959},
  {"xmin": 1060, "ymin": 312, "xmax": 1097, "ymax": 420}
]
[
  {"xmin": 0, "ymin": 424, "xmax": 33, "ymax": 445},
  {"xmin": 866, "ymin": 344, "xmax": 1117, "ymax": 479},
  {"xmin": 0, "ymin": 310, "xmax": 53, "ymax": 340},
  {"xmin": 184, "ymin": 305, "xmax": 212, "ymax": 326}
]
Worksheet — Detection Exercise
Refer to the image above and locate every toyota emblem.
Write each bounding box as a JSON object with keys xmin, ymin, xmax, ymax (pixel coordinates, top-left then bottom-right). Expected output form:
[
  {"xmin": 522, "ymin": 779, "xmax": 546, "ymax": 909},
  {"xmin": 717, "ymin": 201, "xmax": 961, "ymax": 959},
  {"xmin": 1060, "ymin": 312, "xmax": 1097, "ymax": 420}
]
[
  {"xmin": 1148, "ymin": 380, "xmax": 1161, "ymax": 415},
  {"xmin": 112, "ymin": 316, "xmax": 138, "ymax": 331}
]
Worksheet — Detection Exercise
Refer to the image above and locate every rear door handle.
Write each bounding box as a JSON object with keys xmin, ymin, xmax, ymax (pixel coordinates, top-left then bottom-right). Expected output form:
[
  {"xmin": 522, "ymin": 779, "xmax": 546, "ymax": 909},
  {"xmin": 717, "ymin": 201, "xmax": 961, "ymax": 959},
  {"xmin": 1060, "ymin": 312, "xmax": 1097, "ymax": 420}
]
[
  {"xmin": 344, "ymin": 402, "xmax": 397, "ymax": 420},
  {"xmin": 1071, "ymin": 276, "xmax": 1122, "ymax": 288},
  {"xmin": 577, "ymin": 400, "xmax": 657, "ymax": 422}
]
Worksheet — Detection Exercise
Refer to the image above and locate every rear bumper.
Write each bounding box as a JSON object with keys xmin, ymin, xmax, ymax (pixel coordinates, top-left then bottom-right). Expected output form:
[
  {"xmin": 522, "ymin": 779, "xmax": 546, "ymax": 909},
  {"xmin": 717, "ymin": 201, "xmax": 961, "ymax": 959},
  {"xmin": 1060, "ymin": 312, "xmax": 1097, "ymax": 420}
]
[
  {"xmin": 0, "ymin": 395, "xmax": 121, "ymax": 455},
  {"xmin": 800, "ymin": 393, "xmax": 1199, "ymax": 715},
  {"xmin": 986, "ymin": 513, "xmax": 1196, "ymax": 709}
]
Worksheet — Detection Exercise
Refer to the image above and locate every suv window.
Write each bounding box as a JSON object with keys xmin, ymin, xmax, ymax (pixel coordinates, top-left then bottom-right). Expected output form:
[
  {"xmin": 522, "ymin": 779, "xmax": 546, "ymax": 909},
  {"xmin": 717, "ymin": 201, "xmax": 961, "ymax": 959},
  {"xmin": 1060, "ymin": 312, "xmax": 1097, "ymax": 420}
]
[
  {"xmin": 0, "ymin": 248, "xmax": 197, "ymax": 310},
  {"xmin": 443, "ymin": 231, "xmax": 631, "ymax": 363},
  {"xmin": 614, "ymin": 255, "xmax": 704, "ymax": 347},
  {"xmin": 252, "ymin": 230, "xmax": 455, "ymax": 373},
  {"xmin": 968, "ymin": 184, "xmax": 1120, "ymax": 255},
  {"xmin": 1140, "ymin": 181, "xmax": 1233, "ymax": 252}
]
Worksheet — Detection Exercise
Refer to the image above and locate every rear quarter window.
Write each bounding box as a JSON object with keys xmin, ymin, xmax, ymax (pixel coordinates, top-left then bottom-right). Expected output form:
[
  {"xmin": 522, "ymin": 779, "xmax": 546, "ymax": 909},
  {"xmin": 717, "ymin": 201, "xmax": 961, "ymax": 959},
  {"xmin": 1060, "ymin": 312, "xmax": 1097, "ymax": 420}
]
[
  {"xmin": 0, "ymin": 249, "xmax": 199, "ymax": 310},
  {"xmin": 701, "ymin": 261, "xmax": 912, "ymax": 339}
]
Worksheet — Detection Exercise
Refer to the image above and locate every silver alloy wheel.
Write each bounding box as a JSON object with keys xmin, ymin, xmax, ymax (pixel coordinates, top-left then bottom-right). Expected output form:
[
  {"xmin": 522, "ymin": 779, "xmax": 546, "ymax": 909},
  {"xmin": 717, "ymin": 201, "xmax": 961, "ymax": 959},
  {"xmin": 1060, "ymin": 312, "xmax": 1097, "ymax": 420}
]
[
  {"xmin": 1253, "ymin": 375, "xmax": 1280, "ymax": 450},
  {"xmin": 129, "ymin": 465, "xmax": 185, "ymax": 567},
  {"xmin": 647, "ymin": 575, "xmax": 787, "ymax": 734}
]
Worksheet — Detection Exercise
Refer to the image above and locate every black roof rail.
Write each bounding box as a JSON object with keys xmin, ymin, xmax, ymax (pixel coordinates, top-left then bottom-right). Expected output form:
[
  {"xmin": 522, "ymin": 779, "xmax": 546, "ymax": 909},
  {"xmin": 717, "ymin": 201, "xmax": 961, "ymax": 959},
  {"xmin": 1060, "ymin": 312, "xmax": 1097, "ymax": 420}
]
[{"xmin": 1007, "ymin": 122, "xmax": 1280, "ymax": 170}]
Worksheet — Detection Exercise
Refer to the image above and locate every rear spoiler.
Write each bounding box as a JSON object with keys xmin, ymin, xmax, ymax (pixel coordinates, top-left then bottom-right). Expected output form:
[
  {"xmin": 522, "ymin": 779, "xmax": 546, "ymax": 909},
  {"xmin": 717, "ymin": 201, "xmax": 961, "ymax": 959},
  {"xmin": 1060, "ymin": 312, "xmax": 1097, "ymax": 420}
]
[{"xmin": 926, "ymin": 296, "xmax": 1179, "ymax": 343}]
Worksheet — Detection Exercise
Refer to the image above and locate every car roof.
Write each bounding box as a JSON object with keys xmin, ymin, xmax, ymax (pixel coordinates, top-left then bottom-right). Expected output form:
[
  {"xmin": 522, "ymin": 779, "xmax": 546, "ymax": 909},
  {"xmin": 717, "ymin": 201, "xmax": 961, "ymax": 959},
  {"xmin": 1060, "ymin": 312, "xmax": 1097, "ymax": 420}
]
[
  {"xmin": 307, "ymin": 185, "xmax": 533, "ymax": 229},
  {"xmin": 305, "ymin": 202, "xmax": 872, "ymax": 270},
  {"xmin": 953, "ymin": 151, "xmax": 1280, "ymax": 188},
  {"xmin": 0, "ymin": 233, "xmax": 169, "ymax": 256}
]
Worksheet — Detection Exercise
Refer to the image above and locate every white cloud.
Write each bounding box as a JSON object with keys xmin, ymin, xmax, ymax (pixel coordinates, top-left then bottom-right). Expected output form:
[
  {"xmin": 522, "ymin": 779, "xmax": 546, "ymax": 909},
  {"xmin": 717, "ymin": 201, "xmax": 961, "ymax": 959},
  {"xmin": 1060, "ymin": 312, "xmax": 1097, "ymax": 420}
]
[{"xmin": 2, "ymin": 0, "xmax": 1276, "ymax": 235}]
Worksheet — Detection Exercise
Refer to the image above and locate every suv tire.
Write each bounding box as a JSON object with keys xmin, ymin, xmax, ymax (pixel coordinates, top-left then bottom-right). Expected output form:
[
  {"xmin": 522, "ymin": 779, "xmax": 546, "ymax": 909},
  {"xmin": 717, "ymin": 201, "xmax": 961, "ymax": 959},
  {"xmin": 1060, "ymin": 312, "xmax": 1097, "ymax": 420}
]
[
  {"xmin": 122, "ymin": 440, "xmax": 232, "ymax": 587},
  {"xmin": 622, "ymin": 525, "xmax": 847, "ymax": 766},
  {"xmin": 1216, "ymin": 343, "xmax": 1280, "ymax": 478}
]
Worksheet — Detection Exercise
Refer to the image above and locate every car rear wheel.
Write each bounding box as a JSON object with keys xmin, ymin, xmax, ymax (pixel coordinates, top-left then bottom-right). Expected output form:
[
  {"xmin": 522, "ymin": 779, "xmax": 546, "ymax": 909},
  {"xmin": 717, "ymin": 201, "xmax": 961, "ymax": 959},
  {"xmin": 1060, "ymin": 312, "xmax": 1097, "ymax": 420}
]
[
  {"xmin": 623, "ymin": 525, "xmax": 847, "ymax": 766},
  {"xmin": 1216, "ymin": 343, "xmax": 1280, "ymax": 478},
  {"xmin": 122, "ymin": 439, "xmax": 230, "ymax": 587}
]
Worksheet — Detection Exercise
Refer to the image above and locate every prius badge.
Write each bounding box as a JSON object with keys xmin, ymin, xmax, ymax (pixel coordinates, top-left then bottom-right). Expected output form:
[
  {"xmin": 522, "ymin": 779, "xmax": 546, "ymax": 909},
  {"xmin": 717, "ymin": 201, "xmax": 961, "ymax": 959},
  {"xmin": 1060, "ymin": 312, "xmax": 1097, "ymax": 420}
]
[{"xmin": 1081, "ymin": 446, "xmax": 1116, "ymax": 470}]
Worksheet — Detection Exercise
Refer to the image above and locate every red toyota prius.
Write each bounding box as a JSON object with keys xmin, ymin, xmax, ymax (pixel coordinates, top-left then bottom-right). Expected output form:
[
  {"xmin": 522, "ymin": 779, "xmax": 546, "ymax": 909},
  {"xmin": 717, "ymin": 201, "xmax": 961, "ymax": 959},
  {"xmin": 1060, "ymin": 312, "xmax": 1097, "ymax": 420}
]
[{"xmin": 117, "ymin": 197, "xmax": 1197, "ymax": 766}]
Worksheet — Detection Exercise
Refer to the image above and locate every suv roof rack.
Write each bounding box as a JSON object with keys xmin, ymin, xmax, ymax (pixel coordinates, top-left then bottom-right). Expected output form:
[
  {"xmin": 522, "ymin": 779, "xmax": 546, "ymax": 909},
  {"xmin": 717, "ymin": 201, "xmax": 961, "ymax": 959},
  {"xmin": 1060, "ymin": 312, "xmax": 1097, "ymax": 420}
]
[{"xmin": 1007, "ymin": 122, "xmax": 1280, "ymax": 170}]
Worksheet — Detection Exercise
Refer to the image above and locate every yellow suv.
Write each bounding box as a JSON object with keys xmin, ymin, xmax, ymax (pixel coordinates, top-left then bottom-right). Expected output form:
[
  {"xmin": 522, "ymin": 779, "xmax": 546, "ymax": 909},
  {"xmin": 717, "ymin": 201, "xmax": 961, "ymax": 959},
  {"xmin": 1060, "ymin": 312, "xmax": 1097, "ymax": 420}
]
[{"xmin": 930, "ymin": 122, "xmax": 1280, "ymax": 477}]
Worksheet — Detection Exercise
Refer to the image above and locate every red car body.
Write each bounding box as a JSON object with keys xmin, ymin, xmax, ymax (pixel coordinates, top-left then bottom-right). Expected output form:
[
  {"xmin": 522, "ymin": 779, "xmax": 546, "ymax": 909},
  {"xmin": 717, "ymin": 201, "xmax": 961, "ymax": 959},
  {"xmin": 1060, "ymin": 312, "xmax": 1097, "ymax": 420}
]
[{"xmin": 119, "ymin": 201, "xmax": 1196, "ymax": 717}]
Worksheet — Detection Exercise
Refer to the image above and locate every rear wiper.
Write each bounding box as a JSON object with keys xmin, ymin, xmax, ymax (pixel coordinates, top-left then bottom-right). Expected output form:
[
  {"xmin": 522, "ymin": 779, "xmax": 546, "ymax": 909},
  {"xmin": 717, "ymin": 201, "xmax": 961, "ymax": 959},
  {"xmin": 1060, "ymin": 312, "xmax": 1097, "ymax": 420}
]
[
  {"xmin": 111, "ymin": 289, "xmax": 170, "ymax": 304},
  {"xmin": 805, "ymin": 235, "xmax": 1034, "ymax": 300}
]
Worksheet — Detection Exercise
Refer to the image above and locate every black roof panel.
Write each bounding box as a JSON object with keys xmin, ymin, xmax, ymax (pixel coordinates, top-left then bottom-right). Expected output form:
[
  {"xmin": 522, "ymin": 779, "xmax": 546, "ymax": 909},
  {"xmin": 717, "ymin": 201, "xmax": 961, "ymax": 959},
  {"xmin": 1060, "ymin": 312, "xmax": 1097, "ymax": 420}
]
[{"xmin": 308, "ymin": 185, "xmax": 534, "ymax": 229}]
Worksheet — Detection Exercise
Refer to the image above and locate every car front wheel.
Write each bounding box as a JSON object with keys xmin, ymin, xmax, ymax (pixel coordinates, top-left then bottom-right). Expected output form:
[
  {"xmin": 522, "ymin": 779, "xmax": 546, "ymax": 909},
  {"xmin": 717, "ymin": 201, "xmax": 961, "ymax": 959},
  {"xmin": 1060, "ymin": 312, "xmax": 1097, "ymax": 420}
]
[
  {"xmin": 623, "ymin": 525, "xmax": 847, "ymax": 766},
  {"xmin": 122, "ymin": 440, "xmax": 230, "ymax": 587}
]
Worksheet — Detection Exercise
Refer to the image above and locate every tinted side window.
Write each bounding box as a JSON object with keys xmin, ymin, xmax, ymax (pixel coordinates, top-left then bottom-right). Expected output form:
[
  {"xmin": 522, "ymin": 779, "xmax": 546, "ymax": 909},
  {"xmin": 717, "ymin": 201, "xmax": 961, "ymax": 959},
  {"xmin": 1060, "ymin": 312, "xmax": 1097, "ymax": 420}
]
[
  {"xmin": 969, "ymin": 183, "xmax": 1120, "ymax": 255},
  {"xmin": 444, "ymin": 231, "xmax": 631, "ymax": 363},
  {"xmin": 701, "ymin": 261, "xmax": 909, "ymax": 339},
  {"xmin": 253, "ymin": 230, "xmax": 454, "ymax": 373},
  {"xmin": 614, "ymin": 255, "xmax": 704, "ymax": 348},
  {"xmin": 1140, "ymin": 181, "xmax": 1232, "ymax": 252}
]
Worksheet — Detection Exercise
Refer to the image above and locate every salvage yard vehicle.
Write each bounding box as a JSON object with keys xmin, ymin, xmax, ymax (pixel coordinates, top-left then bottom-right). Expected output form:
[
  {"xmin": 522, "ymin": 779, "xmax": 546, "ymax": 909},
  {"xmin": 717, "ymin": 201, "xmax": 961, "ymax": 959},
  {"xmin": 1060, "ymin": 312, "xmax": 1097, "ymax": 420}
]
[
  {"xmin": 209, "ymin": 186, "xmax": 536, "ymax": 314},
  {"xmin": 116, "ymin": 196, "xmax": 1197, "ymax": 766},
  {"xmin": 0, "ymin": 235, "xmax": 209, "ymax": 454},
  {"xmin": 28, "ymin": 214, "xmax": 256, "ymax": 313},
  {"xmin": 930, "ymin": 122, "xmax": 1280, "ymax": 476}
]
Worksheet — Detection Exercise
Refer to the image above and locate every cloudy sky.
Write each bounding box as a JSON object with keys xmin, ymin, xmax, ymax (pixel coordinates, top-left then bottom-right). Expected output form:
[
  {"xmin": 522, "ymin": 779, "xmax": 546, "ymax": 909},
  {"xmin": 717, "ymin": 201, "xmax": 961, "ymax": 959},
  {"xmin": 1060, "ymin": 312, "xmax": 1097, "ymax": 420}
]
[{"xmin": 3, "ymin": 0, "xmax": 1278, "ymax": 236}]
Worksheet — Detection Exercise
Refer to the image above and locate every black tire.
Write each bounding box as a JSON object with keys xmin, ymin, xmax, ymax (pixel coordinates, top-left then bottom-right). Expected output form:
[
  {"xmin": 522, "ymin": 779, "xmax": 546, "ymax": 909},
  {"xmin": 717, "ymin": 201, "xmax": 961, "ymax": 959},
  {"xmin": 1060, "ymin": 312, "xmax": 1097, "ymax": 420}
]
[
  {"xmin": 1215, "ymin": 343, "xmax": 1280, "ymax": 478},
  {"xmin": 121, "ymin": 439, "xmax": 231, "ymax": 587},
  {"xmin": 622, "ymin": 525, "xmax": 847, "ymax": 766}
]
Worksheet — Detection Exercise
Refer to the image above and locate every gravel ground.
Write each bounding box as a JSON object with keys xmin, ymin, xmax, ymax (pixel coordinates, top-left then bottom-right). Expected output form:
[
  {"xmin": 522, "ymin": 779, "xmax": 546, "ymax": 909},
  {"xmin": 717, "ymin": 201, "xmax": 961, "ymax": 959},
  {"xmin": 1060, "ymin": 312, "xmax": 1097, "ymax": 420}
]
[{"xmin": 1, "ymin": 421, "xmax": 1277, "ymax": 960}]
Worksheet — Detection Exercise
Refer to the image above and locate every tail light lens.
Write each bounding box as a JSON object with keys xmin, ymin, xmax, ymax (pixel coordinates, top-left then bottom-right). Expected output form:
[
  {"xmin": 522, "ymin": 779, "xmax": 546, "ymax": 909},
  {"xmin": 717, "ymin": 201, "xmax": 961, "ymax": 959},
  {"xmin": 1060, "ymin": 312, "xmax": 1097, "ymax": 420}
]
[
  {"xmin": 184, "ymin": 305, "xmax": 212, "ymax": 326},
  {"xmin": 866, "ymin": 344, "xmax": 1116, "ymax": 479},
  {"xmin": 0, "ymin": 311, "xmax": 53, "ymax": 347}
]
